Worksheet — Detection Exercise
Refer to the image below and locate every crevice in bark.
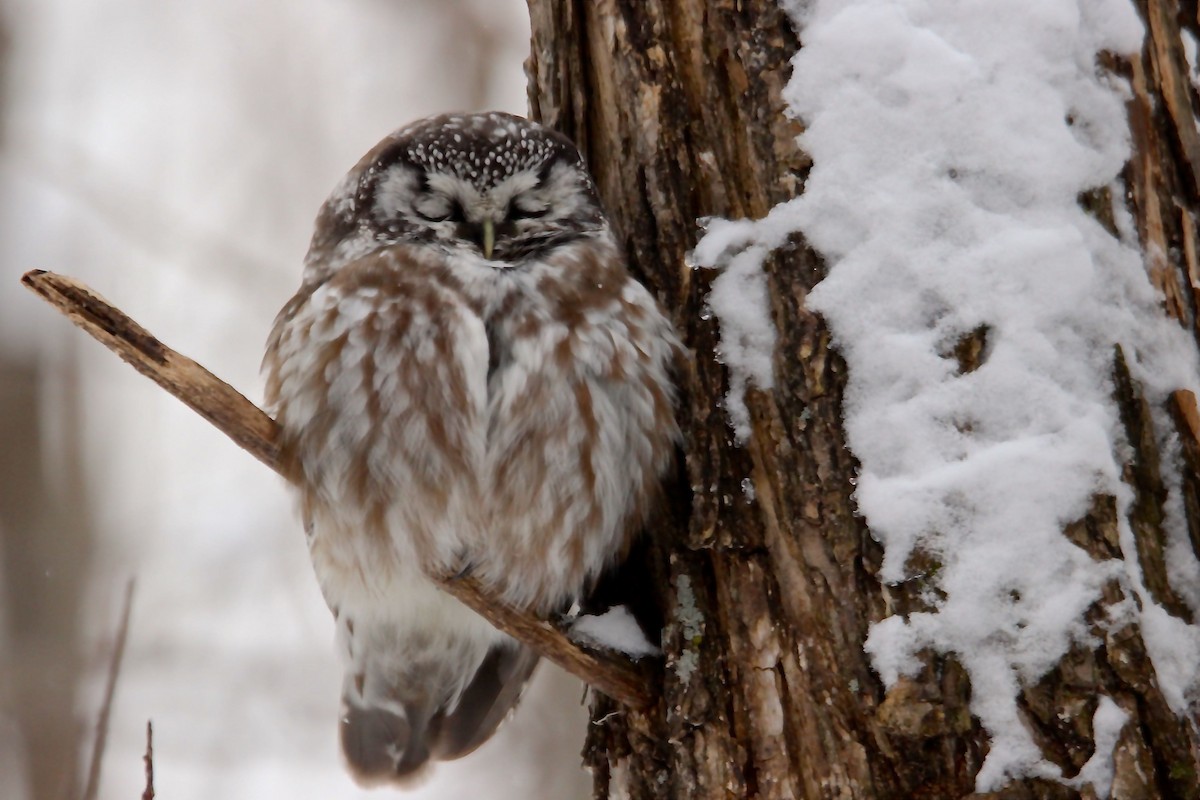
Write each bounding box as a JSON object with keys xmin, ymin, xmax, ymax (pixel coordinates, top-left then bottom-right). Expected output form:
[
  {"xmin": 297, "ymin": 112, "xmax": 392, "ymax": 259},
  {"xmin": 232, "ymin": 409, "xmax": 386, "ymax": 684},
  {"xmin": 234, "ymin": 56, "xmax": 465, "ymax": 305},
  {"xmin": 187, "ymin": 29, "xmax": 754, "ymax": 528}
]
[
  {"xmin": 1167, "ymin": 390, "xmax": 1200, "ymax": 562},
  {"xmin": 1113, "ymin": 345, "xmax": 1193, "ymax": 622}
]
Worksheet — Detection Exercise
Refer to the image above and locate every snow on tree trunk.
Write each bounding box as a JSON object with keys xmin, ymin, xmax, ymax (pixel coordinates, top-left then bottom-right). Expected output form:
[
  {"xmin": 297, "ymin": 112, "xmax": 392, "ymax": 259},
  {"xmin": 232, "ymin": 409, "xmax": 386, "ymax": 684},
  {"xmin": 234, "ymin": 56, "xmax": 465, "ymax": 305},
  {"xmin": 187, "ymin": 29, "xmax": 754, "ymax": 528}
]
[{"xmin": 526, "ymin": 0, "xmax": 1200, "ymax": 798}]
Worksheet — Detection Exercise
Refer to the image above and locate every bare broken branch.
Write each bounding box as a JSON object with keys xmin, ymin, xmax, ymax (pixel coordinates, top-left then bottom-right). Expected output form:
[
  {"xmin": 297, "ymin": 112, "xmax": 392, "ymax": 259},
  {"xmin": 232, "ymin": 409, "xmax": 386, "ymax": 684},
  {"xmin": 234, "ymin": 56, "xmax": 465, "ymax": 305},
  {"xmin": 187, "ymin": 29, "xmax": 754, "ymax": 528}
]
[
  {"xmin": 21, "ymin": 269, "xmax": 656, "ymax": 709},
  {"xmin": 21, "ymin": 270, "xmax": 281, "ymax": 472}
]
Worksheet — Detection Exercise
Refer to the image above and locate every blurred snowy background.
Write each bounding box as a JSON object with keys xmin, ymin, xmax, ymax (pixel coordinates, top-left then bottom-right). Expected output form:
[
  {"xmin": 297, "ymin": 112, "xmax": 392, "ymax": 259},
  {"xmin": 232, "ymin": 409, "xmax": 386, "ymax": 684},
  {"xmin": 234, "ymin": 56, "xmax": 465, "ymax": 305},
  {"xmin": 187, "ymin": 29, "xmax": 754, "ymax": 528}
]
[{"xmin": 0, "ymin": 1, "xmax": 591, "ymax": 798}]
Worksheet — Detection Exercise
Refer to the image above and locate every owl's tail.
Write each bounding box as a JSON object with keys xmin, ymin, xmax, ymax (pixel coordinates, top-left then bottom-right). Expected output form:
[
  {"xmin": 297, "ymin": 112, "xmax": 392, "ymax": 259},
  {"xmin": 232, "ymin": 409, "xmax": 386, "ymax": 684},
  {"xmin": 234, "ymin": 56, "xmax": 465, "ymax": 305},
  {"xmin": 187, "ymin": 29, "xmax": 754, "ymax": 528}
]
[{"xmin": 338, "ymin": 640, "xmax": 539, "ymax": 785}]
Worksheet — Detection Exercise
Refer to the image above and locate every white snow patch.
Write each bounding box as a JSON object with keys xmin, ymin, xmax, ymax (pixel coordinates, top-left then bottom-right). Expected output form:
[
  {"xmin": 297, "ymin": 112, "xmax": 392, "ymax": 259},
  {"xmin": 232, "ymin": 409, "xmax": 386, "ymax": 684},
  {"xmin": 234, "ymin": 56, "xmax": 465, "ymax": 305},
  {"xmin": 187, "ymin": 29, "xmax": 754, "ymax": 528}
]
[
  {"xmin": 1158, "ymin": 430, "xmax": 1200, "ymax": 614},
  {"xmin": 1139, "ymin": 600, "xmax": 1200, "ymax": 714},
  {"xmin": 1182, "ymin": 28, "xmax": 1200, "ymax": 97},
  {"xmin": 571, "ymin": 606, "xmax": 661, "ymax": 659},
  {"xmin": 741, "ymin": 476, "xmax": 757, "ymax": 503},
  {"xmin": 1070, "ymin": 695, "xmax": 1128, "ymax": 799},
  {"xmin": 691, "ymin": 224, "xmax": 778, "ymax": 443},
  {"xmin": 730, "ymin": 0, "xmax": 1200, "ymax": 791}
]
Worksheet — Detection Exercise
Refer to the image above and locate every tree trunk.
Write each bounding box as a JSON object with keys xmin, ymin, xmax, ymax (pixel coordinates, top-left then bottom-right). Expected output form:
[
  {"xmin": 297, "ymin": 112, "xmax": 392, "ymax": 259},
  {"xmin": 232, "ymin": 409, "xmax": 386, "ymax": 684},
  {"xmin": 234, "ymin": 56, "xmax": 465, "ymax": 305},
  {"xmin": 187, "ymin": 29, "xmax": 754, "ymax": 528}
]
[
  {"xmin": 0, "ymin": 358, "xmax": 92, "ymax": 800},
  {"xmin": 524, "ymin": 1, "xmax": 1200, "ymax": 797}
]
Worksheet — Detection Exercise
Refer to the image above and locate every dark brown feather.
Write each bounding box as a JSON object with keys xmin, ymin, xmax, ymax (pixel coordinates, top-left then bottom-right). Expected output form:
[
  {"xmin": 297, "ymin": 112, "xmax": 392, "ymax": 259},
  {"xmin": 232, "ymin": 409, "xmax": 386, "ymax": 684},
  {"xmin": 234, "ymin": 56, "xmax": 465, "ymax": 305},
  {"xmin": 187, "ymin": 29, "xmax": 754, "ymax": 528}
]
[
  {"xmin": 429, "ymin": 642, "xmax": 539, "ymax": 761},
  {"xmin": 338, "ymin": 641, "xmax": 538, "ymax": 785}
]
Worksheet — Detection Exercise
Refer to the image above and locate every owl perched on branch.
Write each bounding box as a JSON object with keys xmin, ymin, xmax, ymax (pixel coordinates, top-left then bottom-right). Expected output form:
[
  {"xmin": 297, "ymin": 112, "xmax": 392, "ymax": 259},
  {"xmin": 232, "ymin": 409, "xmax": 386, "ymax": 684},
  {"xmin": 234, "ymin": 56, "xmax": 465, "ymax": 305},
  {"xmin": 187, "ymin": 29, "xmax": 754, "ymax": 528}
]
[{"xmin": 263, "ymin": 112, "xmax": 682, "ymax": 784}]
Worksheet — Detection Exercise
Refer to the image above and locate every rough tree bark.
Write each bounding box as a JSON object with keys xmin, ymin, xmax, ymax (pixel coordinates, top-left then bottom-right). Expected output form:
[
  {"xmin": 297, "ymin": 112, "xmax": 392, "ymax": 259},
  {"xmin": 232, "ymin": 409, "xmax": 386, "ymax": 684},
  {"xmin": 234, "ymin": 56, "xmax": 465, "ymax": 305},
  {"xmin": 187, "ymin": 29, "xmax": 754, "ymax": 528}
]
[{"xmin": 525, "ymin": 1, "xmax": 1200, "ymax": 797}]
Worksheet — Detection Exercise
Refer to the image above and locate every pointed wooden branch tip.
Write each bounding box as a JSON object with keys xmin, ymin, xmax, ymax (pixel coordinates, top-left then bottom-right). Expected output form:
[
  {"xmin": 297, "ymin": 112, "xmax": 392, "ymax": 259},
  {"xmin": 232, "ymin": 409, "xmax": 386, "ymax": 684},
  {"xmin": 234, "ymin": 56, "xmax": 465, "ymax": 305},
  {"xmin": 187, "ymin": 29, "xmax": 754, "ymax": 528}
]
[{"xmin": 21, "ymin": 270, "xmax": 656, "ymax": 709}]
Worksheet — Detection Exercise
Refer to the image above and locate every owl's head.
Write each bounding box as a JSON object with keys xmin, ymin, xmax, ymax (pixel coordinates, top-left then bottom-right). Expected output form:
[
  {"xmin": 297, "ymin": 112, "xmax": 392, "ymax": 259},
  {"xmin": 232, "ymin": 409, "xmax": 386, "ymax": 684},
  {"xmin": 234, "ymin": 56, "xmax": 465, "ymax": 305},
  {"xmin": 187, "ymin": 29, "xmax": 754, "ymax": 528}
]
[{"xmin": 305, "ymin": 112, "xmax": 609, "ymax": 279}]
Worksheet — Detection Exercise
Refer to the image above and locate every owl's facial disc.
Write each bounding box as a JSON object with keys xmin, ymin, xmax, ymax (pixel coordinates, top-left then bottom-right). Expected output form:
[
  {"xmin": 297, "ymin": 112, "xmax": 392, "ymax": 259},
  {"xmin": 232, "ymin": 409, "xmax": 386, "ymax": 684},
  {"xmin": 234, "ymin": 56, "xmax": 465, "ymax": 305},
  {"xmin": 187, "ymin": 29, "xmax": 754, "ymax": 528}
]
[
  {"xmin": 352, "ymin": 112, "xmax": 607, "ymax": 266},
  {"xmin": 372, "ymin": 159, "xmax": 598, "ymax": 266},
  {"xmin": 302, "ymin": 113, "xmax": 608, "ymax": 284}
]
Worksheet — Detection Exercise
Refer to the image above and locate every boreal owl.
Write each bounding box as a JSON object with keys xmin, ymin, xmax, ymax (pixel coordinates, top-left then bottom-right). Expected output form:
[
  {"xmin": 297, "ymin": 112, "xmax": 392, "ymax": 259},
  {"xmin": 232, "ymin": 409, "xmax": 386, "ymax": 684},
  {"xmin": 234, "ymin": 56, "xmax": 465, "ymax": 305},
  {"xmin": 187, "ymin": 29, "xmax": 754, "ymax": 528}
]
[{"xmin": 263, "ymin": 111, "xmax": 681, "ymax": 785}]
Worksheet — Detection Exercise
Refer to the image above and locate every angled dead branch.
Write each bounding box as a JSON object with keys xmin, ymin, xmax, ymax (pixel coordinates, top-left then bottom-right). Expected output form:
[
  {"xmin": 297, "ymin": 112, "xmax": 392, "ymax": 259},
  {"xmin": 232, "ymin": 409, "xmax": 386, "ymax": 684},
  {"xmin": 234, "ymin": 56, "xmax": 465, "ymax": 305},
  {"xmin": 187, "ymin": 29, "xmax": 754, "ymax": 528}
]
[
  {"xmin": 21, "ymin": 269, "xmax": 657, "ymax": 709},
  {"xmin": 21, "ymin": 270, "xmax": 281, "ymax": 472}
]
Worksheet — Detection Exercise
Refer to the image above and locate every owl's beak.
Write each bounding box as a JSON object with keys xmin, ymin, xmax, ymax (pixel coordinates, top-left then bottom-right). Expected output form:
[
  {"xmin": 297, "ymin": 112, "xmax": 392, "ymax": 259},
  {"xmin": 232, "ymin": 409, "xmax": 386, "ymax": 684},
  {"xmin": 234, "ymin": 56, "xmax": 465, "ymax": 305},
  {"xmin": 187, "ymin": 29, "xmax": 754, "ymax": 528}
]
[{"xmin": 481, "ymin": 219, "xmax": 496, "ymax": 260}]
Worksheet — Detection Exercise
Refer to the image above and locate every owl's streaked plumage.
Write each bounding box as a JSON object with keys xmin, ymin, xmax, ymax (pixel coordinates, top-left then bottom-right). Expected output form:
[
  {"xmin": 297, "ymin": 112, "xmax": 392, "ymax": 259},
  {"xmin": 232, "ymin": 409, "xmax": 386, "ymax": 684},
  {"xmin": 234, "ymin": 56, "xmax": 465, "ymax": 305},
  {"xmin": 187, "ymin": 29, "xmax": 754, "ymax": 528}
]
[{"xmin": 263, "ymin": 112, "xmax": 681, "ymax": 784}]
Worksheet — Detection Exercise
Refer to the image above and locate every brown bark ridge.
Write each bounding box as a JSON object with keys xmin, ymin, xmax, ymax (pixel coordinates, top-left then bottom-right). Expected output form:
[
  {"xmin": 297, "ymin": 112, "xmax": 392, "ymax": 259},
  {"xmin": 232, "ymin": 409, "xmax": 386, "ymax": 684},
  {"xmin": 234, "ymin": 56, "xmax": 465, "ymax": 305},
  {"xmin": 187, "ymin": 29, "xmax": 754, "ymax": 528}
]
[{"xmin": 526, "ymin": 0, "xmax": 1200, "ymax": 797}]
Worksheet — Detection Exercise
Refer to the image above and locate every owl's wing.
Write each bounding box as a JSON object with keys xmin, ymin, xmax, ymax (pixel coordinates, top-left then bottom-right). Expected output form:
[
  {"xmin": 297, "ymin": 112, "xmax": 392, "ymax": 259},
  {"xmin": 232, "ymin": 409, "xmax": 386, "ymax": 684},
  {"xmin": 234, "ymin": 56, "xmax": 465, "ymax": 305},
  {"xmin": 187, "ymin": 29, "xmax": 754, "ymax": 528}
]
[
  {"xmin": 265, "ymin": 248, "xmax": 491, "ymax": 571},
  {"xmin": 337, "ymin": 609, "xmax": 539, "ymax": 785},
  {"xmin": 429, "ymin": 640, "xmax": 540, "ymax": 761}
]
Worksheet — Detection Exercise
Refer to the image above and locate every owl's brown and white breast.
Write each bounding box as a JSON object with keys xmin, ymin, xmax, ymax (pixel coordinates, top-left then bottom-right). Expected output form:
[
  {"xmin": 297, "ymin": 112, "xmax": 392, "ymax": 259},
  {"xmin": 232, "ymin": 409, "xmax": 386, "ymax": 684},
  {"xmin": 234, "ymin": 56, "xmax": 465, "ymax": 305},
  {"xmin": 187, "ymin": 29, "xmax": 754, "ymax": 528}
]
[
  {"xmin": 265, "ymin": 229, "xmax": 680, "ymax": 615},
  {"xmin": 265, "ymin": 247, "xmax": 491, "ymax": 593},
  {"xmin": 464, "ymin": 235, "xmax": 680, "ymax": 613}
]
